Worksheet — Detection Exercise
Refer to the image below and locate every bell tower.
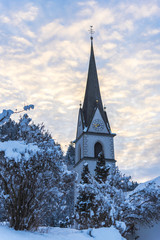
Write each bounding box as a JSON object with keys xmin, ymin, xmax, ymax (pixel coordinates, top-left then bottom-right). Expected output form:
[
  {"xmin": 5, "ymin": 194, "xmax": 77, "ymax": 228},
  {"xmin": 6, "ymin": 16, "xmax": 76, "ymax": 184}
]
[{"xmin": 74, "ymin": 32, "xmax": 116, "ymax": 181}]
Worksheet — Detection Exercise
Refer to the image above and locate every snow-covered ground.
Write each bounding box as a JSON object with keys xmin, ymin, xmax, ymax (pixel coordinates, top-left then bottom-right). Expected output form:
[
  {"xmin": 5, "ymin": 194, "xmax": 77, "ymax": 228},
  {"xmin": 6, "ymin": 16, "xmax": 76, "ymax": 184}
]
[
  {"xmin": 137, "ymin": 221, "xmax": 160, "ymax": 240},
  {"xmin": 0, "ymin": 225, "xmax": 126, "ymax": 240}
]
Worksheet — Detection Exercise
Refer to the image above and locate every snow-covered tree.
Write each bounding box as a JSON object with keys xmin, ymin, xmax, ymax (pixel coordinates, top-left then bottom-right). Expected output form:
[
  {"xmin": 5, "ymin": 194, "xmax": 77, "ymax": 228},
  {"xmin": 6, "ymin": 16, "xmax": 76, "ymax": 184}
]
[
  {"xmin": 102, "ymin": 172, "xmax": 160, "ymax": 239},
  {"xmin": 108, "ymin": 166, "xmax": 138, "ymax": 192},
  {"xmin": 94, "ymin": 151, "xmax": 110, "ymax": 183},
  {"xmin": 57, "ymin": 142, "xmax": 76, "ymax": 227},
  {"xmin": 120, "ymin": 180, "xmax": 160, "ymax": 238},
  {"xmin": 65, "ymin": 142, "xmax": 75, "ymax": 169},
  {"xmin": 0, "ymin": 105, "xmax": 34, "ymax": 126},
  {"xmin": 75, "ymin": 163, "xmax": 97, "ymax": 229},
  {"xmin": 0, "ymin": 114, "xmax": 75, "ymax": 230},
  {"xmin": 75, "ymin": 162, "xmax": 160, "ymax": 239},
  {"xmin": 75, "ymin": 164, "xmax": 139, "ymax": 230}
]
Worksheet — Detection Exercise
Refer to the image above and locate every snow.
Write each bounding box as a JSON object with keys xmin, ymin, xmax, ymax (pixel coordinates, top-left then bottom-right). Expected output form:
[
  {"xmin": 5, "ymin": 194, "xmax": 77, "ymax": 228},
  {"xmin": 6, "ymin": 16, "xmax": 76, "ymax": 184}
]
[
  {"xmin": 83, "ymin": 162, "xmax": 88, "ymax": 166},
  {"xmin": 0, "ymin": 140, "xmax": 40, "ymax": 161},
  {"xmin": 0, "ymin": 109, "xmax": 14, "ymax": 125},
  {"xmin": 142, "ymin": 176, "xmax": 160, "ymax": 187},
  {"xmin": 23, "ymin": 105, "xmax": 34, "ymax": 111},
  {"xmin": 116, "ymin": 221, "xmax": 126, "ymax": 233},
  {"xmin": 137, "ymin": 221, "xmax": 160, "ymax": 240},
  {"xmin": 0, "ymin": 225, "xmax": 126, "ymax": 240},
  {"xmin": 91, "ymin": 226, "xmax": 125, "ymax": 240},
  {"xmin": 127, "ymin": 176, "xmax": 160, "ymax": 196},
  {"xmin": 83, "ymin": 127, "xmax": 88, "ymax": 132},
  {"xmin": 127, "ymin": 176, "xmax": 160, "ymax": 240},
  {"xmin": 0, "ymin": 106, "xmax": 34, "ymax": 126}
]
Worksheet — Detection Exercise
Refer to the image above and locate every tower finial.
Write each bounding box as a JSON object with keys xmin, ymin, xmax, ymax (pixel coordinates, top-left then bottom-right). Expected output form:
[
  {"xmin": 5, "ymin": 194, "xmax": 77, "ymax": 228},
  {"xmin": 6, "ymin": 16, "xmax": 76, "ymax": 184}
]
[{"xmin": 89, "ymin": 26, "xmax": 95, "ymax": 40}]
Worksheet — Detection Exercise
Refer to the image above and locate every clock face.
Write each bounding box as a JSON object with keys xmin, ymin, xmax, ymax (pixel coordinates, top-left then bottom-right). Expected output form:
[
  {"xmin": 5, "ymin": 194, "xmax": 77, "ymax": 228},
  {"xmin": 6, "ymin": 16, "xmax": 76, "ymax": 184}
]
[{"xmin": 92, "ymin": 119, "xmax": 104, "ymax": 131}]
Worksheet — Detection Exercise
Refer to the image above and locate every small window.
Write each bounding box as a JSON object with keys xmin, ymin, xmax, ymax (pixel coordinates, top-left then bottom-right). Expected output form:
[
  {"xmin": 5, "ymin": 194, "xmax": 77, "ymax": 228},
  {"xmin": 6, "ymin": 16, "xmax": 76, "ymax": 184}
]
[
  {"xmin": 94, "ymin": 142, "xmax": 103, "ymax": 158},
  {"xmin": 78, "ymin": 146, "xmax": 81, "ymax": 161}
]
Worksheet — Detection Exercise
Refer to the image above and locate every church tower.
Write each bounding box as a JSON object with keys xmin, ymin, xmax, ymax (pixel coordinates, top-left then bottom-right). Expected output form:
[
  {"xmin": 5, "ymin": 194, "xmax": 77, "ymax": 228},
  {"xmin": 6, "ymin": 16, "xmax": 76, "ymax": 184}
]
[{"xmin": 74, "ymin": 34, "xmax": 116, "ymax": 181}]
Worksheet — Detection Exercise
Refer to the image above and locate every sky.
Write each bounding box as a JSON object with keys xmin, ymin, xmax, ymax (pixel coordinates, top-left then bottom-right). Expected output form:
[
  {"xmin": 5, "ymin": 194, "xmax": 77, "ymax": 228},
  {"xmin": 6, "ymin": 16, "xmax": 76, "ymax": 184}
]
[{"xmin": 0, "ymin": 0, "xmax": 160, "ymax": 182}]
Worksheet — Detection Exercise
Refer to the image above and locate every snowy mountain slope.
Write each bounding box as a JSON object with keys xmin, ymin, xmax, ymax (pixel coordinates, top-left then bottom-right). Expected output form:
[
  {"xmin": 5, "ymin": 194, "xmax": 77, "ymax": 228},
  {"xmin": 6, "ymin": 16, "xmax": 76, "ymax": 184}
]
[
  {"xmin": 127, "ymin": 176, "xmax": 160, "ymax": 196},
  {"xmin": 0, "ymin": 225, "xmax": 126, "ymax": 240},
  {"xmin": 136, "ymin": 176, "xmax": 160, "ymax": 190}
]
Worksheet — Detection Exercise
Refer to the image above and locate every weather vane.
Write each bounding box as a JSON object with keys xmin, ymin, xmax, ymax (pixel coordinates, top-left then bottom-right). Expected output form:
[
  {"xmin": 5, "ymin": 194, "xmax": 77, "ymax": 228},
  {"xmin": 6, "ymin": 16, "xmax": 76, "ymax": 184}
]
[{"xmin": 89, "ymin": 25, "xmax": 95, "ymax": 40}]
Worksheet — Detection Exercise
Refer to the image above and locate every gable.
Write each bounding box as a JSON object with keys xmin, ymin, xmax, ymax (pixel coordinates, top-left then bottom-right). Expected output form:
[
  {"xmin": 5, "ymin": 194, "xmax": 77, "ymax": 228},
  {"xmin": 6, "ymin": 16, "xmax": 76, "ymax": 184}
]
[
  {"xmin": 88, "ymin": 108, "xmax": 109, "ymax": 134},
  {"xmin": 76, "ymin": 110, "xmax": 83, "ymax": 138}
]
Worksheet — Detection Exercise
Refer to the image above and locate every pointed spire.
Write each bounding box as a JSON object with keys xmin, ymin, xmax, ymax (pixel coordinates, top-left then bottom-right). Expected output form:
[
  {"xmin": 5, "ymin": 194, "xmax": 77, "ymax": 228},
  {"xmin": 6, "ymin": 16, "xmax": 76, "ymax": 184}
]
[{"xmin": 82, "ymin": 36, "xmax": 104, "ymax": 126}]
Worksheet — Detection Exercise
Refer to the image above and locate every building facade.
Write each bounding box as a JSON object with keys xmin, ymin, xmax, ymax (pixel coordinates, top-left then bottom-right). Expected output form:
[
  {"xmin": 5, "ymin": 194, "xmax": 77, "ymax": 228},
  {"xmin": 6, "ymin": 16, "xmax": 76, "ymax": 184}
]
[{"xmin": 74, "ymin": 37, "xmax": 116, "ymax": 181}]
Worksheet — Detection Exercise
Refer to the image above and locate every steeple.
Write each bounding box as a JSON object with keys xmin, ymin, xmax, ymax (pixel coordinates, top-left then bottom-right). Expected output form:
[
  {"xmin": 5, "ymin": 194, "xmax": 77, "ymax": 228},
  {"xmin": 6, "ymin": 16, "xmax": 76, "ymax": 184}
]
[
  {"xmin": 74, "ymin": 30, "xmax": 116, "ymax": 181},
  {"xmin": 82, "ymin": 37, "xmax": 109, "ymax": 130}
]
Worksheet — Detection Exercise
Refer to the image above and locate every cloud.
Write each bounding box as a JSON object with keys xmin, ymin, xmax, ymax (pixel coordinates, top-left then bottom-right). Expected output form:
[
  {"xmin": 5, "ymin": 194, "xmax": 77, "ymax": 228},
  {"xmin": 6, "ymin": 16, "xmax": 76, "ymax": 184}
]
[
  {"xmin": 12, "ymin": 4, "xmax": 39, "ymax": 24},
  {"xmin": 143, "ymin": 28, "xmax": 160, "ymax": 36},
  {"xmin": 40, "ymin": 20, "xmax": 63, "ymax": 41},
  {"xmin": 12, "ymin": 36, "xmax": 32, "ymax": 46},
  {"xmin": 0, "ymin": 15, "xmax": 10, "ymax": 23},
  {"xmin": 0, "ymin": 3, "xmax": 38, "ymax": 25},
  {"xmin": 123, "ymin": 3, "xmax": 160, "ymax": 19},
  {"xmin": 0, "ymin": 0, "xmax": 159, "ymax": 182}
]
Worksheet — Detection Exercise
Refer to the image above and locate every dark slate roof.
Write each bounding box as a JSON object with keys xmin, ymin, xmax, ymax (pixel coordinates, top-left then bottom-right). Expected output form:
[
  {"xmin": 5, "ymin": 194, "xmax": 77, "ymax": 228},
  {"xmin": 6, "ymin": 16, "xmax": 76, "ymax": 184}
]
[{"xmin": 82, "ymin": 38, "xmax": 111, "ymax": 131}]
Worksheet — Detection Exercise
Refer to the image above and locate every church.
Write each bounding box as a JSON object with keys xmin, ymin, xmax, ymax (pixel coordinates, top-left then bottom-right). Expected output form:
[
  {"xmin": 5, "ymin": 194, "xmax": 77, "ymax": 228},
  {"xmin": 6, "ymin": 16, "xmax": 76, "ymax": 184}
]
[
  {"xmin": 73, "ymin": 34, "xmax": 160, "ymax": 239},
  {"xmin": 74, "ymin": 34, "xmax": 116, "ymax": 180}
]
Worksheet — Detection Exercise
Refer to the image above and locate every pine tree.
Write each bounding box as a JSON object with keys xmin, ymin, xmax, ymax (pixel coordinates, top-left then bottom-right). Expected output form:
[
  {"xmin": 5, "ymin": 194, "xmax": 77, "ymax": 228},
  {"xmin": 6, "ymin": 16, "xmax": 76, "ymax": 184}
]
[
  {"xmin": 94, "ymin": 164, "xmax": 139, "ymax": 231},
  {"xmin": 108, "ymin": 165, "xmax": 138, "ymax": 191},
  {"xmin": 75, "ymin": 163, "xmax": 97, "ymax": 229},
  {"xmin": 65, "ymin": 142, "xmax": 75, "ymax": 169},
  {"xmin": 94, "ymin": 151, "xmax": 110, "ymax": 183},
  {"xmin": 57, "ymin": 142, "xmax": 76, "ymax": 226}
]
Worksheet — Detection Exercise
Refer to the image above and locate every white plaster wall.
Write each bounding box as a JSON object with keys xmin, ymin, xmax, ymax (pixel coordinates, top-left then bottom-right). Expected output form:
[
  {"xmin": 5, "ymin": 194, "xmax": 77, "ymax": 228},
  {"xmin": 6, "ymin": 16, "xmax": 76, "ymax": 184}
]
[
  {"xmin": 75, "ymin": 136, "xmax": 84, "ymax": 164},
  {"xmin": 75, "ymin": 133, "xmax": 115, "ymax": 165}
]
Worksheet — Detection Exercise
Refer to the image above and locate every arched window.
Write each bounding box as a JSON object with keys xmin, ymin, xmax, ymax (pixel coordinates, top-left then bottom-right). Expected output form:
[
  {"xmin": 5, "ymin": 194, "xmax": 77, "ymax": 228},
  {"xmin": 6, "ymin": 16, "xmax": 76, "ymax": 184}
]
[
  {"xmin": 78, "ymin": 146, "xmax": 81, "ymax": 161},
  {"xmin": 94, "ymin": 142, "xmax": 103, "ymax": 158}
]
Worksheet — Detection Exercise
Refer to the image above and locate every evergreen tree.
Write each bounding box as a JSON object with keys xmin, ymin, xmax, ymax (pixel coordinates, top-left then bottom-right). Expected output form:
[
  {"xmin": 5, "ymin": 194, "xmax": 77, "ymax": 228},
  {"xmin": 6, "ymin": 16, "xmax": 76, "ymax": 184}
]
[
  {"xmin": 58, "ymin": 142, "xmax": 76, "ymax": 227},
  {"xmin": 94, "ymin": 151, "xmax": 110, "ymax": 183},
  {"xmin": 81, "ymin": 163, "xmax": 91, "ymax": 184},
  {"xmin": 75, "ymin": 163, "xmax": 138, "ymax": 230},
  {"xmin": 75, "ymin": 163, "xmax": 97, "ymax": 229},
  {"xmin": 65, "ymin": 142, "xmax": 75, "ymax": 169},
  {"xmin": 74, "ymin": 161, "xmax": 160, "ymax": 238},
  {"xmin": 108, "ymin": 165, "xmax": 138, "ymax": 191}
]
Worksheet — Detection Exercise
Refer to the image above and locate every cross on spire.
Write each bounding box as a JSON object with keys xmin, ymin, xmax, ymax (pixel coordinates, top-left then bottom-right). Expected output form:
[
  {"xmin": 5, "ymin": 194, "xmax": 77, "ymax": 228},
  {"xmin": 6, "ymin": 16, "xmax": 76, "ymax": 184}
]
[{"xmin": 89, "ymin": 26, "xmax": 95, "ymax": 40}]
